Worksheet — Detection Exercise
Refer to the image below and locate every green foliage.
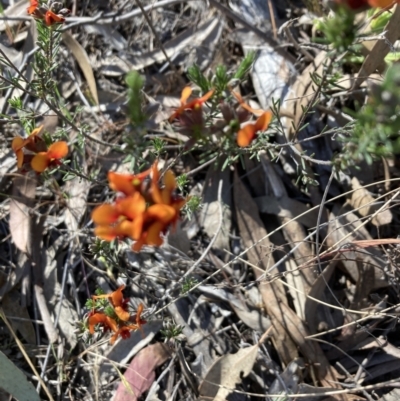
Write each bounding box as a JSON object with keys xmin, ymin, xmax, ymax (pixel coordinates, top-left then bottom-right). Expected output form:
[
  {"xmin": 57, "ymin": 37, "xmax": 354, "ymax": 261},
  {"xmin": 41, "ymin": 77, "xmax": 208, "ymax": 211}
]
[
  {"xmin": 213, "ymin": 65, "xmax": 229, "ymax": 94},
  {"xmin": 125, "ymin": 70, "xmax": 146, "ymax": 126},
  {"xmin": 181, "ymin": 277, "xmax": 198, "ymax": 295},
  {"xmin": 175, "ymin": 174, "xmax": 189, "ymax": 192},
  {"xmin": 150, "ymin": 137, "xmax": 166, "ymax": 158},
  {"xmin": 234, "ymin": 51, "xmax": 256, "ymax": 80},
  {"xmin": 182, "ymin": 195, "xmax": 201, "ymax": 220},
  {"xmin": 187, "ymin": 65, "xmax": 210, "ymax": 93},
  {"xmin": 337, "ymin": 64, "xmax": 400, "ymax": 167},
  {"xmin": 314, "ymin": 6, "xmax": 356, "ymax": 51},
  {"xmin": 161, "ymin": 321, "xmax": 185, "ymax": 343}
]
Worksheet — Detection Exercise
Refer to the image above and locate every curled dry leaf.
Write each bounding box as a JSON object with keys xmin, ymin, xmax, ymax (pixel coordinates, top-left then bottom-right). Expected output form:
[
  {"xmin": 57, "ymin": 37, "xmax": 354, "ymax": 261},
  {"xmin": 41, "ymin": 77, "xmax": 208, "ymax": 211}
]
[{"xmin": 113, "ymin": 342, "xmax": 171, "ymax": 401}]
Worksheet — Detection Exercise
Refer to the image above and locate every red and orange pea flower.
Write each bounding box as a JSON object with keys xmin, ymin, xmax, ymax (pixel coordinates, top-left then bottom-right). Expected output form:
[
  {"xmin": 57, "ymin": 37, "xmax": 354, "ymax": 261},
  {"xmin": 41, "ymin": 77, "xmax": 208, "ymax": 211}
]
[
  {"xmin": 230, "ymin": 90, "xmax": 272, "ymax": 147},
  {"xmin": 169, "ymin": 86, "xmax": 214, "ymax": 122},
  {"xmin": 237, "ymin": 111, "xmax": 272, "ymax": 148},
  {"xmin": 88, "ymin": 286, "xmax": 146, "ymax": 344},
  {"xmin": 92, "ymin": 163, "xmax": 187, "ymax": 251},
  {"xmin": 12, "ymin": 125, "xmax": 68, "ymax": 173},
  {"xmin": 27, "ymin": 0, "xmax": 70, "ymax": 26}
]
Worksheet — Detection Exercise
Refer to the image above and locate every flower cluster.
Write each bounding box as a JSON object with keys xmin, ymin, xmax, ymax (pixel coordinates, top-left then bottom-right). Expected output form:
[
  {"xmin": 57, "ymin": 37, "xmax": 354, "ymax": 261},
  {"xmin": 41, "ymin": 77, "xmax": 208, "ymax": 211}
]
[
  {"xmin": 12, "ymin": 125, "xmax": 68, "ymax": 173},
  {"xmin": 27, "ymin": 0, "xmax": 70, "ymax": 26},
  {"xmin": 92, "ymin": 163, "xmax": 187, "ymax": 252},
  {"xmin": 86, "ymin": 286, "xmax": 146, "ymax": 344},
  {"xmin": 169, "ymin": 86, "xmax": 272, "ymax": 148}
]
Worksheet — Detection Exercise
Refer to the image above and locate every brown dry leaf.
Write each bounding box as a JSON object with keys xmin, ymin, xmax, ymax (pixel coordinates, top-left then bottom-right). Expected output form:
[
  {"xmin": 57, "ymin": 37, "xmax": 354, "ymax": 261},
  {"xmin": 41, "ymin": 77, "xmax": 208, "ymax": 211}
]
[
  {"xmin": 199, "ymin": 164, "xmax": 231, "ymax": 253},
  {"xmin": 326, "ymin": 205, "xmax": 389, "ymax": 291},
  {"xmin": 9, "ymin": 174, "xmax": 36, "ymax": 254},
  {"xmin": 63, "ymin": 163, "xmax": 91, "ymax": 232},
  {"xmin": 198, "ymin": 345, "xmax": 259, "ymax": 401},
  {"xmin": 352, "ymin": 5, "xmax": 400, "ymax": 90},
  {"xmin": 62, "ymin": 32, "xmax": 99, "ymax": 105},
  {"xmin": 233, "ymin": 170, "xmax": 298, "ymax": 364},
  {"xmin": 349, "ymin": 177, "xmax": 392, "ymax": 227},
  {"xmin": 113, "ymin": 343, "xmax": 171, "ymax": 401},
  {"xmin": 234, "ymin": 172, "xmax": 344, "ymax": 396},
  {"xmin": 281, "ymin": 51, "xmax": 326, "ymax": 138}
]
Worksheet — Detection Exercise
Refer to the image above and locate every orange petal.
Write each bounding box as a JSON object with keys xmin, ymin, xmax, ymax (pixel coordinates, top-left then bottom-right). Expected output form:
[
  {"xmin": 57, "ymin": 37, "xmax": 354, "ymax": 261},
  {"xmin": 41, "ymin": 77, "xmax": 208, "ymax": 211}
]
[
  {"xmin": 108, "ymin": 172, "xmax": 136, "ymax": 195},
  {"xmin": 147, "ymin": 204, "xmax": 176, "ymax": 223},
  {"xmin": 88, "ymin": 313, "xmax": 118, "ymax": 334},
  {"xmin": 92, "ymin": 204, "xmax": 119, "ymax": 225},
  {"xmin": 114, "ymin": 219, "xmax": 135, "ymax": 238},
  {"xmin": 45, "ymin": 10, "xmax": 65, "ymax": 25},
  {"xmin": 132, "ymin": 236, "xmax": 146, "ymax": 252},
  {"xmin": 94, "ymin": 225, "xmax": 118, "ymax": 241},
  {"xmin": 30, "ymin": 125, "xmax": 44, "ymax": 138},
  {"xmin": 198, "ymin": 89, "xmax": 214, "ymax": 104},
  {"xmin": 104, "ymin": 316, "xmax": 118, "ymax": 332},
  {"xmin": 130, "ymin": 213, "xmax": 144, "ymax": 240},
  {"xmin": 237, "ymin": 124, "xmax": 256, "ymax": 147},
  {"xmin": 109, "ymin": 285, "xmax": 124, "ymax": 307},
  {"xmin": 231, "ymin": 91, "xmax": 265, "ymax": 116},
  {"xmin": 47, "ymin": 141, "xmax": 68, "ymax": 160},
  {"xmin": 31, "ymin": 152, "xmax": 49, "ymax": 173},
  {"xmin": 12, "ymin": 137, "xmax": 26, "ymax": 152},
  {"xmin": 27, "ymin": 0, "xmax": 38, "ymax": 14},
  {"xmin": 146, "ymin": 221, "xmax": 165, "ymax": 246},
  {"xmin": 114, "ymin": 306, "xmax": 130, "ymax": 321},
  {"xmin": 15, "ymin": 149, "xmax": 24, "ymax": 168},
  {"xmin": 163, "ymin": 170, "xmax": 176, "ymax": 192},
  {"xmin": 180, "ymin": 86, "xmax": 192, "ymax": 104},
  {"xmin": 116, "ymin": 192, "xmax": 146, "ymax": 219},
  {"xmin": 132, "ymin": 304, "xmax": 146, "ymax": 327},
  {"xmin": 254, "ymin": 111, "xmax": 272, "ymax": 132}
]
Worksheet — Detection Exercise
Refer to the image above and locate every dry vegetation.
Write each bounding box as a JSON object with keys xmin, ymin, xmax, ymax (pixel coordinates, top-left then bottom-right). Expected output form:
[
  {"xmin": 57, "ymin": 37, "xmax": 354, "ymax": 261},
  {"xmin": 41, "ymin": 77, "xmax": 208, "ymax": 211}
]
[{"xmin": 1, "ymin": 0, "xmax": 400, "ymax": 400}]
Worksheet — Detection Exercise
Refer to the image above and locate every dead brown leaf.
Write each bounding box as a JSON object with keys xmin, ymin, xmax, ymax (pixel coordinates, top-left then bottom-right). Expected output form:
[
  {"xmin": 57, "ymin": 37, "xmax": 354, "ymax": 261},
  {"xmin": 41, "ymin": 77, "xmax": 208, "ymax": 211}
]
[
  {"xmin": 350, "ymin": 177, "xmax": 392, "ymax": 227},
  {"xmin": 234, "ymin": 171, "xmax": 344, "ymax": 397},
  {"xmin": 9, "ymin": 174, "xmax": 36, "ymax": 254},
  {"xmin": 233, "ymin": 170, "xmax": 298, "ymax": 364},
  {"xmin": 62, "ymin": 32, "xmax": 99, "ymax": 105},
  {"xmin": 113, "ymin": 342, "xmax": 171, "ymax": 401},
  {"xmin": 198, "ymin": 345, "xmax": 259, "ymax": 401}
]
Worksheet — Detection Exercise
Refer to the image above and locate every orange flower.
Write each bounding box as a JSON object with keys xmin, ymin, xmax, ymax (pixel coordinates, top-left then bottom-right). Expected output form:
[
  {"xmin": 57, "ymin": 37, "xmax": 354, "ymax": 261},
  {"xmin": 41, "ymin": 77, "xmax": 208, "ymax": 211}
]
[
  {"xmin": 27, "ymin": 0, "xmax": 39, "ymax": 15},
  {"xmin": 237, "ymin": 111, "xmax": 272, "ymax": 147},
  {"xmin": 92, "ymin": 163, "xmax": 187, "ymax": 251},
  {"xmin": 108, "ymin": 168, "xmax": 151, "ymax": 196},
  {"xmin": 31, "ymin": 141, "xmax": 68, "ymax": 172},
  {"xmin": 12, "ymin": 125, "xmax": 68, "ymax": 173},
  {"xmin": 12, "ymin": 126, "xmax": 44, "ymax": 168},
  {"xmin": 169, "ymin": 87, "xmax": 214, "ymax": 122},
  {"xmin": 131, "ymin": 303, "xmax": 146, "ymax": 331},
  {"xmin": 88, "ymin": 313, "xmax": 118, "ymax": 334},
  {"xmin": 231, "ymin": 90, "xmax": 265, "ymax": 116},
  {"xmin": 92, "ymin": 285, "xmax": 130, "ymax": 321},
  {"xmin": 132, "ymin": 164, "xmax": 186, "ymax": 250},
  {"xmin": 110, "ymin": 324, "xmax": 139, "ymax": 344},
  {"xmin": 45, "ymin": 10, "xmax": 65, "ymax": 25}
]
